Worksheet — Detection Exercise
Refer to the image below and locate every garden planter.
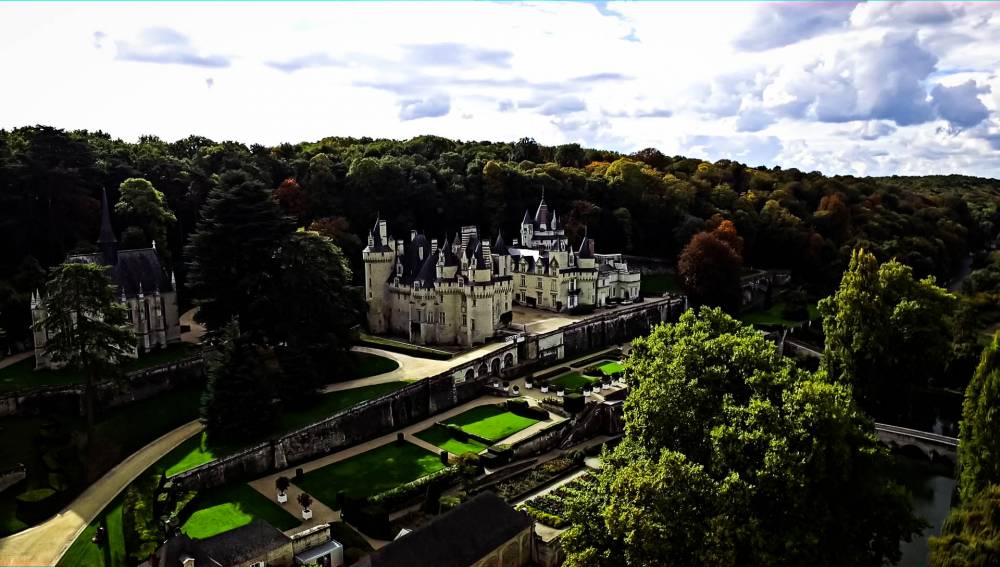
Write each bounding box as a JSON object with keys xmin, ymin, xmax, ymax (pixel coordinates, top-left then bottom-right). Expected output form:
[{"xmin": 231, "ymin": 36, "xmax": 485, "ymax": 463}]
[
  {"xmin": 277, "ymin": 492, "xmax": 288, "ymax": 504},
  {"xmin": 540, "ymin": 385, "xmax": 549, "ymax": 393},
  {"xmin": 525, "ymin": 381, "xmax": 533, "ymax": 389},
  {"xmin": 302, "ymin": 508, "xmax": 313, "ymax": 520},
  {"xmin": 557, "ymin": 389, "xmax": 565, "ymax": 397}
]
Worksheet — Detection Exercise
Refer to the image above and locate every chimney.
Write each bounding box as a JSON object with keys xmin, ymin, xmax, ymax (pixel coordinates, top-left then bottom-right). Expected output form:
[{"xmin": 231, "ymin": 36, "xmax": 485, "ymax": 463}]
[
  {"xmin": 410, "ymin": 229, "xmax": 417, "ymax": 241},
  {"xmin": 379, "ymin": 220, "xmax": 388, "ymax": 242},
  {"xmin": 431, "ymin": 239, "xmax": 439, "ymax": 254}
]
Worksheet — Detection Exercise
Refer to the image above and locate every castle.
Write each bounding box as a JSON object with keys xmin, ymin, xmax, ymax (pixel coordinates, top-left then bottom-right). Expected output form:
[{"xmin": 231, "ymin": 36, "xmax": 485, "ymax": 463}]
[
  {"xmin": 363, "ymin": 195, "xmax": 640, "ymax": 346},
  {"xmin": 31, "ymin": 189, "xmax": 181, "ymax": 369}
]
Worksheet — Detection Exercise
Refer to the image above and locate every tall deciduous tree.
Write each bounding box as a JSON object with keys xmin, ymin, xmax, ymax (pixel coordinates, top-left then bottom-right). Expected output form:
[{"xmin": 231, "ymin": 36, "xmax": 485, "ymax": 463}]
[
  {"xmin": 114, "ymin": 178, "xmax": 177, "ymax": 259},
  {"xmin": 34, "ymin": 263, "xmax": 135, "ymax": 427},
  {"xmin": 678, "ymin": 222, "xmax": 743, "ymax": 311},
  {"xmin": 185, "ymin": 171, "xmax": 295, "ymax": 340},
  {"xmin": 929, "ymin": 485, "xmax": 1000, "ymax": 567},
  {"xmin": 818, "ymin": 249, "xmax": 957, "ymax": 419},
  {"xmin": 561, "ymin": 308, "xmax": 921, "ymax": 567},
  {"xmin": 957, "ymin": 332, "xmax": 1000, "ymax": 502},
  {"xmin": 200, "ymin": 323, "xmax": 278, "ymax": 442}
]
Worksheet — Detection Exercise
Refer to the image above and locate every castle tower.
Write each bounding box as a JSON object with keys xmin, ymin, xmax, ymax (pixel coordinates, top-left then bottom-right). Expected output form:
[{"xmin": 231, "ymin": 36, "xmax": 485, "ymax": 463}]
[
  {"xmin": 362, "ymin": 217, "xmax": 396, "ymax": 334},
  {"xmin": 520, "ymin": 209, "xmax": 533, "ymax": 248},
  {"xmin": 30, "ymin": 289, "xmax": 50, "ymax": 369}
]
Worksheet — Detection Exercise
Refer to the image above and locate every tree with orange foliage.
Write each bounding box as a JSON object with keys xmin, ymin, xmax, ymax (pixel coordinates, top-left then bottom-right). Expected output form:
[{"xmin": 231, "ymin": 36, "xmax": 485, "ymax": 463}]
[
  {"xmin": 273, "ymin": 178, "xmax": 309, "ymax": 220},
  {"xmin": 678, "ymin": 222, "xmax": 744, "ymax": 311}
]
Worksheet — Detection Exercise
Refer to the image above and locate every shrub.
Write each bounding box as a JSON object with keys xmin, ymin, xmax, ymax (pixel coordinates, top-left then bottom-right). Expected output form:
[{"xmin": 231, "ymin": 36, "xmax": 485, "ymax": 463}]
[
  {"xmin": 367, "ymin": 467, "xmax": 460, "ymax": 510},
  {"xmin": 347, "ymin": 504, "xmax": 391, "ymax": 539},
  {"xmin": 297, "ymin": 492, "xmax": 313, "ymax": 509},
  {"xmin": 122, "ymin": 475, "xmax": 162, "ymax": 562},
  {"xmin": 506, "ymin": 399, "xmax": 549, "ymax": 421},
  {"xmin": 520, "ymin": 504, "xmax": 567, "ymax": 528},
  {"xmin": 499, "ymin": 311, "xmax": 513, "ymax": 326},
  {"xmin": 439, "ymin": 494, "xmax": 462, "ymax": 513},
  {"xmin": 564, "ymin": 393, "xmax": 584, "ymax": 413},
  {"xmin": 446, "ymin": 423, "xmax": 469, "ymax": 442},
  {"xmin": 276, "ymin": 476, "xmax": 291, "ymax": 494}
]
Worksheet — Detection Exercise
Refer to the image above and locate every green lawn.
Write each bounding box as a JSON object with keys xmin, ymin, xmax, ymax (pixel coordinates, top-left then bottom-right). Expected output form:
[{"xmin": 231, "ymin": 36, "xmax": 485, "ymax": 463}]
[
  {"xmin": 441, "ymin": 405, "xmax": 540, "ymax": 443},
  {"xmin": 549, "ymin": 371, "xmax": 600, "ymax": 392},
  {"xmin": 162, "ymin": 381, "xmax": 411, "ymax": 478},
  {"xmin": 342, "ymin": 352, "xmax": 399, "ymax": 380},
  {"xmin": 595, "ymin": 361, "xmax": 625, "ymax": 375},
  {"xmin": 0, "ymin": 343, "xmax": 196, "ymax": 393},
  {"xmin": 640, "ymin": 273, "xmax": 680, "ymax": 295},
  {"xmin": 415, "ymin": 424, "xmax": 488, "ymax": 455},
  {"xmin": 56, "ymin": 493, "xmax": 126, "ymax": 567},
  {"xmin": 181, "ymin": 483, "xmax": 298, "ymax": 540},
  {"xmin": 296, "ymin": 441, "xmax": 445, "ymax": 504},
  {"xmin": 740, "ymin": 303, "xmax": 820, "ymax": 328}
]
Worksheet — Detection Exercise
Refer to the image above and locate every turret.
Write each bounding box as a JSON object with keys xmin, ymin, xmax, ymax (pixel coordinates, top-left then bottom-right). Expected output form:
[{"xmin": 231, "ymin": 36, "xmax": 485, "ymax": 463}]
[
  {"xmin": 362, "ymin": 216, "xmax": 397, "ymax": 334},
  {"xmin": 520, "ymin": 209, "xmax": 533, "ymax": 248}
]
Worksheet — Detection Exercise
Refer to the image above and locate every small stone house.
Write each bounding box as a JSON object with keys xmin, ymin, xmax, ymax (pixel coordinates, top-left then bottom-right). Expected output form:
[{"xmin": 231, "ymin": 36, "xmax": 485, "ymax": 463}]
[
  {"xmin": 357, "ymin": 492, "xmax": 534, "ymax": 567},
  {"xmin": 154, "ymin": 520, "xmax": 343, "ymax": 567}
]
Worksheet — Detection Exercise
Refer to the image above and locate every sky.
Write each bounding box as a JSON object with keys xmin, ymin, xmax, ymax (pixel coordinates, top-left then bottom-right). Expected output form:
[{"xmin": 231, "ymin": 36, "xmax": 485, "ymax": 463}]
[{"xmin": 0, "ymin": 1, "xmax": 998, "ymax": 178}]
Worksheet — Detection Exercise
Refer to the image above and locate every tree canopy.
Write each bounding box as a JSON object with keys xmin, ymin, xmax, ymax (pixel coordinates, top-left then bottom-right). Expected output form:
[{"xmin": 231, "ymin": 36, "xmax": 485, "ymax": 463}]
[
  {"xmin": 819, "ymin": 248, "xmax": 957, "ymax": 419},
  {"xmin": 957, "ymin": 332, "xmax": 1000, "ymax": 502},
  {"xmin": 114, "ymin": 177, "xmax": 176, "ymax": 259},
  {"xmin": 678, "ymin": 220, "xmax": 744, "ymax": 310},
  {"xmin": 34, "ymin": 262, "xmax": 136, "ymax": 425},
  {"xmin": 561, "ymin": 308, "xmax": 922, "ymax": 567},
  {"xmin": 929, "ymin": 484, "xmax": 1000, "ymax": 567}
]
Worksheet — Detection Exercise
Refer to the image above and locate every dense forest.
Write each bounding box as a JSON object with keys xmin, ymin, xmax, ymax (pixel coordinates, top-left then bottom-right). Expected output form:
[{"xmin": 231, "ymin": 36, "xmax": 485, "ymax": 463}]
[{"xmin": 2, "ymin": 125, "xmax": 1000, "ymax": 351}]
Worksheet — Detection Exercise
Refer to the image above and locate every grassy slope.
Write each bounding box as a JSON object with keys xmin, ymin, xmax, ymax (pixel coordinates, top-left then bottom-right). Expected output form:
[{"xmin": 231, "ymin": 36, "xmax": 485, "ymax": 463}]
[
  {"xmin": 341, "ymin": 352, "xmax": 399, "ymax": 380},
  {"xmin": 640, "ymin": 273, "xmax": 680, "ymax": 295},
  {"xmin": 181, "ymin": 483, "xmax": 298, "ymax": 539},
  {"xmin": 415, "ymin": 424, "xmax": 487, "ymax": 455},
  {"xmin": 56, "ymin": 494, "xmax": 126, "ymax": 567},
  {"xmin": 0, "ymin": 343, "xmax": 194, "ymax": 393},
  {"xmin": 741, "ymin": 303, "xmax": 821, "ymax": 327},
  {"xmin": 441, "ymin": 405, "xmax": 540, "ymax": 442},
  {"xmin": 163, "ymin": 381, "xmax": 410, "ymax": 478},
  {"xmin": 296, "ymin": 441, "xmax": 445, "ymax": 504}
]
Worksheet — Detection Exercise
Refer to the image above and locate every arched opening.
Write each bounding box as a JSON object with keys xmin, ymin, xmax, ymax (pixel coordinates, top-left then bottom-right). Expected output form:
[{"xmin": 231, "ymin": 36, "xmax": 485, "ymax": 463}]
[
  {"xmin": 464, "ymin": 369, "xmax": 475, "ymax": 382},
  {"xmin": 503, "ymin": 353, "xmax": 514, "ymax": 368},
  {"xmin": 477, "ymin": 363, "xmax": 488, "ymax": 377},
  {"xmin": 491, "ymin": 358, "xmax": 501, "ymax": 375}
]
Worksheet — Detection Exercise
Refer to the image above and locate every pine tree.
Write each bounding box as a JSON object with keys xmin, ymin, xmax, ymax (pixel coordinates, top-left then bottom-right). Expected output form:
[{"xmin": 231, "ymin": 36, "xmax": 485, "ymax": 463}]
[
  {"xmin": 34, "ymin": 263, "xmax": 135, "ymax": 427},
  {"xmin": 200, "ymin": 323, "xmax": 278, "ymax": 442},
  {"xmin": 184, "ymin": 171, "xmax": 294, "ymax": 341}
]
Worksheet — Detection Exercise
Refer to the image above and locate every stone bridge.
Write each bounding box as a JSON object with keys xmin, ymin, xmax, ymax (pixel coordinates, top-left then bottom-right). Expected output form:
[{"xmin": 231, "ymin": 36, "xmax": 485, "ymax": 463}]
[{"xmin": 875, "ymin": 423, "xmax": 958, "ymax": 465}]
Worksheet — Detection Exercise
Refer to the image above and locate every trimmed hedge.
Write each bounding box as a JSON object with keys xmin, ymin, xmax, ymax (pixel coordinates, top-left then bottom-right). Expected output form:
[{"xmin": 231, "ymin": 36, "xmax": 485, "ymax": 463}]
[
  {"xmin": 446, "ymin": 423, "xmax": 469, "ymax": 442},
  {"xmin": 344, "ymin": 503, "xmax": 391, "ymax": 540},
  {"xmin": 505, "ymin": 399, "xmax": 549, "ymax": 421},
  {"xmin": 367, "ymin": 466, "xmax": 459, "ymax": 510},
  {"xmin": 520, "ymin": 504, "xmax": 567, "ymax": 528}
]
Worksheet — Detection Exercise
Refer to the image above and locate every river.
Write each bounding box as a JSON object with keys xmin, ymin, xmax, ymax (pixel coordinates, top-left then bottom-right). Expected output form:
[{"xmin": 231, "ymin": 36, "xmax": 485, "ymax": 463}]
[{"xmin": 892, "ymin": 456, "xmax": 956, "ymax": 567}]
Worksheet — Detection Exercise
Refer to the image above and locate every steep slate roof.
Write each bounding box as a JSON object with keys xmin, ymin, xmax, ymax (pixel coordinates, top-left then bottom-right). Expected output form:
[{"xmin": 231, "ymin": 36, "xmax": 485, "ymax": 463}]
[
  {"xmin": 577, "ymin": 228, "xmax": 595, "ymax": 259},
  {"xmin": 520, "ymin": 209, "xmax": 532, "ymax": 225},
  {"xmin": 368, "ymin": 217, "xmax": 390, "ymax": 252},
  {"xmin": 66, "ymin": 249, "xmax": 173, "ymax": 298},
  {"xmin": 156, "ymin": 520, "xmax": 291, "ymax": 567},
  {"xmin": 494, "ymin": 232, "xmax": 509, "ymax": 256},
  {"xmin": 365, "ymin": 492, "xmax": 532, "ymax": 567},
  {"xmin": 534, "ymin": 197, "xmax": 550, "ymax": 227}
]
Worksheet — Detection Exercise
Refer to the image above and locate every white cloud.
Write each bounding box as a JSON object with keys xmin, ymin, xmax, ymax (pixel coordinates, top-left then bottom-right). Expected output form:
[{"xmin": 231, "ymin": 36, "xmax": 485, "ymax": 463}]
[{"xmin": 0, "ymin": 1, "xmax": 997, "ymax": 176}]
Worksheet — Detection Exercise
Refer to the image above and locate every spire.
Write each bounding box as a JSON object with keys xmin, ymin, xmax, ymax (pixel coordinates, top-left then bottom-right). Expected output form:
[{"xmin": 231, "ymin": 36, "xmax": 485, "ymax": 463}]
[
  {"xmin": 521, "ymin": 209, "xmax": 532, "ymax": 225},
  {"xmin": 578, "ymin": 226, "xmax": 594, "ymax": 258},
  {"xmin": 534, "ymin": 194, "xmax": 549, "ymax": 228},
  {"xmin": 551, "ymin": 210, "xmax": 559, "ymax": 230},
  {"xmin": 170, "ymin": 271, "xmax": 177, "ymax": 289},
  {"xmin": 98, "ymin": 188, "xmax": 118, "ymax": 265},
  {"xmin": 494, "ymin": 231, "xmax": 509, "ymax": 256}
]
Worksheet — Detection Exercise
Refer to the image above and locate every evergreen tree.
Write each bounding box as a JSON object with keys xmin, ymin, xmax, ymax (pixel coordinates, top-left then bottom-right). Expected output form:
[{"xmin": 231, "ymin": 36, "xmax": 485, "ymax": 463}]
[
  {"xmin": 34, "ymin": 263, "xmax": 135, "ymax": 427},
  {"xmin": 185, "ymin": 171, "xmax": 295, "ymax": 340},
  {"xmin": 200, "ymin": 323, "xmax": 278, "ymax": 442},
  {"xmin": 957, "ymin": 331, "xmax": 1000, "ymax": 502}
]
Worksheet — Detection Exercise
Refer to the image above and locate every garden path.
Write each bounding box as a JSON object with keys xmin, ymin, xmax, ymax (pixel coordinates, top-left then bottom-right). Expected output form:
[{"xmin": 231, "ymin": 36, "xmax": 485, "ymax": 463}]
[
  {"xmin": 0, "ymin": 351, "xmax": 31, "ymax": 371},
  {"xmin": 0, "ymin": 420, "xmax": 203, "ymax": 567},
  {"xmin": 179, "ymin": 307, "xmax": 205, "ymax": 344}
]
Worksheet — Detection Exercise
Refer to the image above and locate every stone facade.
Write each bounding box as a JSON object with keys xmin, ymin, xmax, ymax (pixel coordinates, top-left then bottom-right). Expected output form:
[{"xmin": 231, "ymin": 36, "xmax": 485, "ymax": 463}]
[
  {"xmin": 30, "ymin": 189, "xmax": 181, "ymax": 369},
  {"xmin": 363, "ymin": 196, "xmax": 640, "ymax": 346}
]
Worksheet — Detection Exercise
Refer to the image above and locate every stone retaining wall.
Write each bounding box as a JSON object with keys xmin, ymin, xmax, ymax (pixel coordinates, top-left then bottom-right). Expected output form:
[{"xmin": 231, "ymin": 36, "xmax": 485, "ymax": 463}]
[
  {"xmin": 0, "ymin": 356, "xmax": 205, "ymax": 418},
  {"xmin": 0, "ymin": 463, "xmax": 27, "ymax": 494},
  {"xmin": 168, "ymin": 299, "xmax": 682, "ymax": 493}
]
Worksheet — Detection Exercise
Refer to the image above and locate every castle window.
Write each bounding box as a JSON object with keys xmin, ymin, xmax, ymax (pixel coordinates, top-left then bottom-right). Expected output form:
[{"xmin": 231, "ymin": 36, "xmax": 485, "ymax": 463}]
[
  {"xmin": 440, "ymin": 312, "xmax": 445, "ymax": 324},
  {"xmin": 536, "ymin": 280, "xmax": 542, "ymax": 289},
  {"xmin": 520, "ymin": 275, "xmax": 525, "ymax": 287}
]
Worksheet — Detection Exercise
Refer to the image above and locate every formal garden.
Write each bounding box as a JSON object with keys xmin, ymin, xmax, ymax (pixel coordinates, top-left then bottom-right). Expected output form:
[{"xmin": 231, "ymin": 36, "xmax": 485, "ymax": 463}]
[
  {"xmin": 415, "ymin": 424, "xmax": 488, "ymax": 455},
  {"xmin": 439, "ymin": 404, "xmax": 541, "ymax": 443},
  {"xmin": 517, "ymin": 476, "xmax": 589, "ymax": 529},
  {"xmin": 295, "ymin": 441, "xmax": 446, "ymax": 504},
  {"xmin": 538, "ymin": 359, "xmax": 625, "ymax": 395},
  {"xmin": 180, "ymin": 482, "xmax": 298, "ymax": 539}
]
